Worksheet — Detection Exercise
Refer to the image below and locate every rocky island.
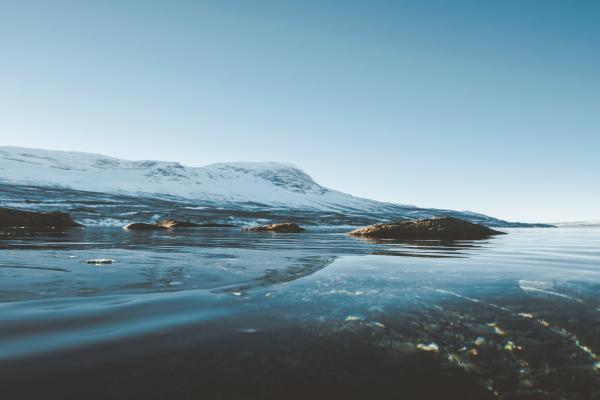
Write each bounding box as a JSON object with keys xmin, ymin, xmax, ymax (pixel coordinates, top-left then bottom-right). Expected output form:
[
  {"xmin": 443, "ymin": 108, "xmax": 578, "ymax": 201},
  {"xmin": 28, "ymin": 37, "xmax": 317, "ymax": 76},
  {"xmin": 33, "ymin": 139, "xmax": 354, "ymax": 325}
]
[
  {"xmin": 0, "ymin": 207, "xmax": 82, "ymax": 229},
  {"xmin": 349, "ymin": 217, "xmax": 504, "ymax": 240}
]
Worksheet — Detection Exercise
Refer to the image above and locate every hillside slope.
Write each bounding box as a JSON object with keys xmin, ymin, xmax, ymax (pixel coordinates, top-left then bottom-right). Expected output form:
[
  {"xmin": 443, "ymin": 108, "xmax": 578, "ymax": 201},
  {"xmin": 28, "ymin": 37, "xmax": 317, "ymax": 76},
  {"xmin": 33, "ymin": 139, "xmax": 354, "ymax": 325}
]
[{"xmin": 0, "ymin": 146, "xmax": 540, "ymax": 227}]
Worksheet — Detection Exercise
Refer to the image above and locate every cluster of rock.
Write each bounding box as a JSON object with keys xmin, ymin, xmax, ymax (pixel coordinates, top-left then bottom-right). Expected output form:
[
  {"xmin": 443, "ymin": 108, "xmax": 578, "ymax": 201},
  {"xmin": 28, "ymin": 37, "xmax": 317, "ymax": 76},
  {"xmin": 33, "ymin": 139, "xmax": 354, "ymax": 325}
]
[
  {"xmin": 1, "ymin": 206, "xmax": 505, "ymax": 240},
  {"xmin": 348, "ymin": 217, "xmax": 504, "ymax": 240},
  {"xmin": 123, "ymin": 221, "xmax": 305, "ymax": 233},
  {"xmin": 124, "ymin": 219, "xmax": 236, "ymax": 230}
]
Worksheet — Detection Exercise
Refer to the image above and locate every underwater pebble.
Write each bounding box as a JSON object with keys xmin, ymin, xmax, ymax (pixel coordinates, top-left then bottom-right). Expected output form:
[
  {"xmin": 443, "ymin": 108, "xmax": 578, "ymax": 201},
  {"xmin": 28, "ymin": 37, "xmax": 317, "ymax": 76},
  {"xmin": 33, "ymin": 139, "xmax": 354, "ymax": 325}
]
[
  {"xmin": 520, "ymin": 379, "xmax": 534, "ymax": 387},
  {"xmin": 488, "ymin": 322, "xmax": 507, "ymax": 336},
  {"xmin": 86, "ymin": 259, "xmax": 114, "ymax": 265},
  {"xmin": 538, "ymin": 319, "xmax": 550, "ymax": 327},
  {"xmin": 447, "ymin": 353, "xmax": 480, "ymax": 373},
  {"xmin": 485, "ymin": 384, "xmax": 499, "ymax": 396},
  {"xmin": 417, "ymin": 343, "xmax": 439, "ymax": 352},
  {"xmin": 345, "ymin": 315, "xmax": 364, "ymax": 322},
  {"xmin": 504, "ymin": 340, "xmax": 516, "ymax": 352}
]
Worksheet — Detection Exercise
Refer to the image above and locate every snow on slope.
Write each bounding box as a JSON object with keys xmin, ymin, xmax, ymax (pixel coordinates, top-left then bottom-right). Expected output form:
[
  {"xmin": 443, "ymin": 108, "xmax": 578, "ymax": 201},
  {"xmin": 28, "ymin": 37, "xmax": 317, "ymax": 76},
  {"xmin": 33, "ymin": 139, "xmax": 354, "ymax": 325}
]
[{"xmin": 0, "ymin": 146, "xmax": 387, "ymax": 212}]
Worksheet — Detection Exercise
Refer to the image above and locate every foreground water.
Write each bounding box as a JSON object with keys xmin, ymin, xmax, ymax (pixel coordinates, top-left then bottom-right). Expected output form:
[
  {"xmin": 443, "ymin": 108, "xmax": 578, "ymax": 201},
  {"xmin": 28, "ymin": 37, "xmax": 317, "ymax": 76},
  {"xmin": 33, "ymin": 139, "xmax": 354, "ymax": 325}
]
[{"xmin": 1, "ymin": 227, "xmax": 599, "ymax": 399}]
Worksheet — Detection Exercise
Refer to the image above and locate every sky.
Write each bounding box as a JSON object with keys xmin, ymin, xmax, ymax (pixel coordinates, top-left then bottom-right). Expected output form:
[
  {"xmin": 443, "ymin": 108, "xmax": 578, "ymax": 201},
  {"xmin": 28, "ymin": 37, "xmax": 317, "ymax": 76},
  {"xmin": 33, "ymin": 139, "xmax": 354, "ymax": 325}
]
[{"xmin": 1, "ymin": 0, "xmax": 598, "ymax": 223}]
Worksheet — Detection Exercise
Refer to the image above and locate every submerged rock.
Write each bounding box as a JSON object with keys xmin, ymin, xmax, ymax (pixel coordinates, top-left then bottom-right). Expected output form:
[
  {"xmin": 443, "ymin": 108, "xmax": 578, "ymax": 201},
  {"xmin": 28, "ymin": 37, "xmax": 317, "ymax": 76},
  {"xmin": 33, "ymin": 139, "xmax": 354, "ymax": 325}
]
[
  {"xmin": 244, "ymin": 223, "xmax": 305, "ymax": 233},
  {"xmin": 349, "ymin": 217, "xmax": 504, "ymax": 240},
  {"xmin": 123, "ymin": 223, "xmax": 168, "ymax": 231},
  {"xmin": 417, "ymin": 342, "xmax": 440, "ymax": 352},
  {"xmin": 86, "ymin": 259, "xmax": 114, "ymax": 265},
  {"xmin": 0, "ymin": 207, "xmax": 82, "ymax": 229}
]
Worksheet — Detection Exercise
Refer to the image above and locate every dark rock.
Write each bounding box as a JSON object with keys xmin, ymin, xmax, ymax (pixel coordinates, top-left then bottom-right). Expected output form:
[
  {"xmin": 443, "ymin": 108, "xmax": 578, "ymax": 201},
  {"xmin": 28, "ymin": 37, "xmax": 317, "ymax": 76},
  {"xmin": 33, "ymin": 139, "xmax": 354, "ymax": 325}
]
[
  {"xmin": 244, "ymin": 223, "xmax": 305, "ymax": 233},
  {"xmin": 156, "ymin": 219, "xmax": 235, "ymax": 228},
  {"xmin": 125, "ymin": 220, "xmax": 236, "ymax": 230},
  {"xmin": 349, "ymin": 217, "xmax": 504, "ymax": 240},
  {"xmin": 123, "ymin": 223, "xmax": 168, "ymax": 231},
  {"xmin": 156, "ymin": 219, "xmax": 202, "ymax": 228},
  {"xmin": 86, "ymin": 259, "xmax": 114, "ymax": 265},
  {"xmin": 0, "ymin": 207, "xmax": 82, "ymax": 229}
]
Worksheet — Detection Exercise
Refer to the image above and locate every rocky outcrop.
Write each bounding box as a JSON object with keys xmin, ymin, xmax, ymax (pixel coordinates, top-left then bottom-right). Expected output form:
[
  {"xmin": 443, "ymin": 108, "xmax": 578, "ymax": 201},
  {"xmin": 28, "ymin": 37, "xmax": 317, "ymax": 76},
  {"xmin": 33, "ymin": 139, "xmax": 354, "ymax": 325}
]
[
  {"xmin": 0, "ymin": 207, "xmax": 82, "ymax": 229},
  {"xmin": 349, "ymin": 217, "xmax": 504, "ymax": 240},
  {"xmin": 244, "ymin": 223, "xmax": 305, "ymax": 233},
  {"xmin": 156, "ymin": 220, "xmax": 201, "ymax": 228},
  {"xmin": 124, "ymin": 223, "xmax": 168, "ymax": 230},
  {"xmin": 125, "ymin": 220, "xmax": 236, "ymax": 230},
  {"xmin": 156, "ymin": 219, "xmax": 235, "ymax": 228}
]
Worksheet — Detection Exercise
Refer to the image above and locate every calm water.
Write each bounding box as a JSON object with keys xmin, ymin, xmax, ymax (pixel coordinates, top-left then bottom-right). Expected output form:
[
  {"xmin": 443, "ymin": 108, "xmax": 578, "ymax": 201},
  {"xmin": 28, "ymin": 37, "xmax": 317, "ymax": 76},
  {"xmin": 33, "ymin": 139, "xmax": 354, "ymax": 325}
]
[{"xmin": 1, "ymin": 227, "xmax": 600, "ymax": 399}]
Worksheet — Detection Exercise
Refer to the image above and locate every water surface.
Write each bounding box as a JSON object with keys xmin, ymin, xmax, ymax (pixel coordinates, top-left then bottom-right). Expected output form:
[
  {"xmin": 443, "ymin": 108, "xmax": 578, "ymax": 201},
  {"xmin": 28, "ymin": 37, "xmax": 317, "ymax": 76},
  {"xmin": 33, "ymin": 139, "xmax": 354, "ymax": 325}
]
[{"xmin": 1, "ymin": 227, "xmax": 599, "ymax": 399}]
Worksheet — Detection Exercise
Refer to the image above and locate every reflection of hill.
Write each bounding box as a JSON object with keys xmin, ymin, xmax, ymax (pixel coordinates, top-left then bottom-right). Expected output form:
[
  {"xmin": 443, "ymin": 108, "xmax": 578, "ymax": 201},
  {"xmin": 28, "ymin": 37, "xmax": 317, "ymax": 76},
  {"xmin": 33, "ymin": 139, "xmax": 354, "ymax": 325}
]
[{"xmin": 218, "ymin": 256, "xmax": 337, "ymax": 295}]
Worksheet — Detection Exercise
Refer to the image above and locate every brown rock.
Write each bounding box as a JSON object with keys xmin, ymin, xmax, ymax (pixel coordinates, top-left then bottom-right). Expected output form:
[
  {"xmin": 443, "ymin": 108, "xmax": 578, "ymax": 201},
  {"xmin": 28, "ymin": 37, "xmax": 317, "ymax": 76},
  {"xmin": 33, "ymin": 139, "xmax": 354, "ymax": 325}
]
[
  {"xmin": 123, "ymin": 223, "xmax": 168, "ymax": 230},
  {"xmin": 126, "ymin": 220, "xmax": 237, "ymax": 230},
  {"xmin": 156, "ymin": 219, "xmax": 202, "ymax": 228},
  {"xmin": 349, "ymin": 217, "xmax": 504, "ymax": 240},
  {"xmin": 0, "ymin": 207, "xmax": 82, "ymax": 229},
  {"xmin": 245, "ymin": 223, "xmax": 305, "ymax": 233},
  {"xmin": 156, "ymin": 219, "xmax": 236, "ymax": 228}
]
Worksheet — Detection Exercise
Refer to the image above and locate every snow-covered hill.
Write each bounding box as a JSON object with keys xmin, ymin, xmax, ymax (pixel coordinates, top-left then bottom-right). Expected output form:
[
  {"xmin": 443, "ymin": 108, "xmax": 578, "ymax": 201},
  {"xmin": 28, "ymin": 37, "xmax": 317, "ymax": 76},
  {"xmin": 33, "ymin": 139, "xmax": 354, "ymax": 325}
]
[
  {"xmin": 0, "ymin": 146, "xmax": 539, "ymax": 227},
  {"xmin": 0, "ymin": 146, "xmax": 379, "ymax": 210}
]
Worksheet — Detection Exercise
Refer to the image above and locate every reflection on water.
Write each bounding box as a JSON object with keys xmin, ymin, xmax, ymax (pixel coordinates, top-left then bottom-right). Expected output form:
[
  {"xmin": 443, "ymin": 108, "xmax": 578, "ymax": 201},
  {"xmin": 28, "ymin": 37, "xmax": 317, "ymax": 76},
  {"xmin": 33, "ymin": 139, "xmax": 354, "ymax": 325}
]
[
  {"xmin": 361, "ymin": 238, "xmax": 486, "ymax": 258},
  {"xmin": 0, "ymin": 227, "xmax": 600, "ymax": 399},
  {"xmin": 0, "ymin": 228, "xmax": 489, "ymax": 301}
]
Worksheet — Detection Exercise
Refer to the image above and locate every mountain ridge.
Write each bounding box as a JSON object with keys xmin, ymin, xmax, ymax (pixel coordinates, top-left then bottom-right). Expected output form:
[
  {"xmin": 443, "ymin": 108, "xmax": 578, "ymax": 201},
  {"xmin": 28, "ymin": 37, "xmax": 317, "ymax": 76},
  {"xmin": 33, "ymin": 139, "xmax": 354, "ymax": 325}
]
[{"xmin": 0, "ymin": 146, "xmax": 548, "ymax": 227}]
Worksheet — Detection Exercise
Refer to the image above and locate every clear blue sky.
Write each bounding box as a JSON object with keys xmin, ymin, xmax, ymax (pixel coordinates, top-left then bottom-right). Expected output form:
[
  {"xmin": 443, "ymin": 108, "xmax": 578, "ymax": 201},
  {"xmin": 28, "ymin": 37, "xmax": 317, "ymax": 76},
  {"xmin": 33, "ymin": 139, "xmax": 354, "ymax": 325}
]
[{"xmin": 1, "ymin": 0, "xmax": 598, "ymax": 223}]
